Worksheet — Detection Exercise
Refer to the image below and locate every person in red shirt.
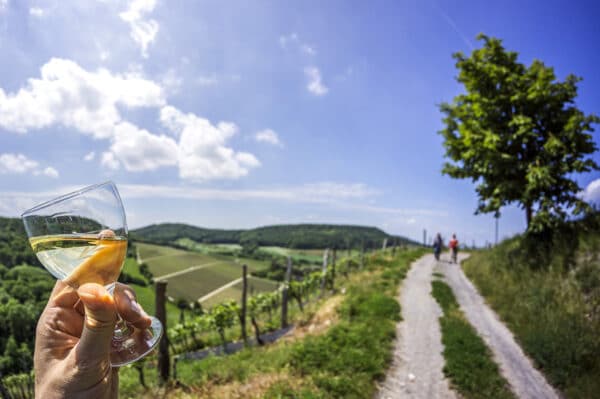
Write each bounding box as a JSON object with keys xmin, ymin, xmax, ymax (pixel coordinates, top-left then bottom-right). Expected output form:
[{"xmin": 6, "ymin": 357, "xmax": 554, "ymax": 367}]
[{"xmin": 449, "ymin": 234, "xmax": 459, "ymax": 263}]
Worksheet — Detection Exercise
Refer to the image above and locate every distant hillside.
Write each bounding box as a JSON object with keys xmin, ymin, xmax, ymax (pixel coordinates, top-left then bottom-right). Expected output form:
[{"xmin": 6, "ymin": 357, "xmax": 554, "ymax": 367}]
[
  {"xmin": 0, "ymin": 217, "xmax": 39, "ymax": 268},
  {"xmin": 131, "ymin": 223, "xmax": 418, "ymax": 249}
]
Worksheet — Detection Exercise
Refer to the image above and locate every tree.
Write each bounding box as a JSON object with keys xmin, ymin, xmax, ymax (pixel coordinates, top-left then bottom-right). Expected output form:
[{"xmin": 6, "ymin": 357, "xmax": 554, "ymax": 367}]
[{"xmin": 439, "ymin": 34, "xmax": 599, "ymax": 230}]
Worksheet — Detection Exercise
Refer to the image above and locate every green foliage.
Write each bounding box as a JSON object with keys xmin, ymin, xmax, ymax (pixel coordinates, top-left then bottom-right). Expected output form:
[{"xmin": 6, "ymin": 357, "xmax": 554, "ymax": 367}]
[
  {"xmin": 0, "ymin": 217, "xmax": 39, "ymax": 268},
  {"xmin": 0, "ymin": 264, "xmax": 54, "ymax": 376},
  {"xmin": 0, "ymin": 371, "xmax": 35, "ymax": 399},
  {"xmin": 431, "ymin": 280, "xmax": 514, "ymax": 399},
  {"xmin": 439, "ymin": 34, "xmax": 599, "ymax": 230}
]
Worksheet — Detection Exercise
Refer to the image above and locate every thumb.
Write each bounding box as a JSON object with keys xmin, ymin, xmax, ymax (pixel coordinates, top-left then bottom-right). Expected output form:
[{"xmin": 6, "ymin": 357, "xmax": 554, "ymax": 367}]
[{"xmin": 77, "ymin": 283, "xmax": 117, "ymax": 361}]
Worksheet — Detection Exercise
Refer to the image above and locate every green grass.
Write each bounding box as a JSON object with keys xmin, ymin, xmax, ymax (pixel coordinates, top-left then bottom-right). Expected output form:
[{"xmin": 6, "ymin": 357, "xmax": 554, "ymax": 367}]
[
  {"xmin": 119, "ymin": 248, "xmax": 426, "ymax": 398},
  {"xmin": 431, "ymin": 280, "xmax": 515, "ymax": 399},
  {"xmin": 462, "ymin": 228, "xmax": 600, "ymax": 399}
]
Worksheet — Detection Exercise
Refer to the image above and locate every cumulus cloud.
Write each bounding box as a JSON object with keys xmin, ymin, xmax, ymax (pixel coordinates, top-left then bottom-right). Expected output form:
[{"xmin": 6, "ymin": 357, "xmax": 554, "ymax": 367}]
[
  {"xmin": 119, "ymin": 0, "xmax": 159, "ymax": 58},
  {"xmin": 160, "ymin": 106, "xmax": 260, "ymax": 180},
  {"xmin": 581, "ymin": 178, "xmax": 600, "ymax": 204},
  {"xmin": 255, "ymin": 129, "xmax": 283, "ymax": 147},
  {"xmin": 84, "ymin": 151, "xmax": 96, "ymax": 161},
  {"xmin": 304, "ymin": 66, "xmax": 328, "ymax": 96},
  {"xmin": 101, "ymin": 152, "xmax": 120, "ymax": 171},
  {"xmin": 0, "ymin": 58, "xmax": 164, "ymax": 138},
  {"xmin": 106, "ymin": 122, "xmax": 178, "ymax": 172},
  {"xmin": 0, "ymin": 153, "xmax": 58, "ymax": 178},
  {"xmin": 1, "ymin": 58, "xmax": 259, "ymax": 181}
]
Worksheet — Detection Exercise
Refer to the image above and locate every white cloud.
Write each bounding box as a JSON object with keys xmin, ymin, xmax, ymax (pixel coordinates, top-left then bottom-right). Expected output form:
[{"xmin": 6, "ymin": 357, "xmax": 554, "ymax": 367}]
[
  {"xmin": 0, "ymin": 0, "xmax": 7, "ymax": 12},
  {"xmin": 160, "ymin": 106, "xmax": 260, "ymax": 180},
  {"xmin": 280, "ymin": 33, "xmax": 316, "ymax": 55},
  {"xmin": 581, "ymin": 178, "xmax": 600, "ymax": 204},
  {"xmin": 84, "ymin": 151, "xmax": 96, "ymax": 161},
  {"xmin": 106, "ymin": 122, "xmax": 178, "ymax": 172},
  {"xmin": 0, "ymin": 153, "xmax": 58, "ymax": 178},
  {"xmin": 304, "ymin": 66, "xmax": 328, "ymax": 96},
  {"xmin": 300, "ymin": 44, "xmax": 316, "ymax": 56},
  {"xmin": 160, "ymin": 68, "xmax": 183, "ymax": 94},
  {"xmin": 119, "ymin": 0, "xmax": 159, "ymax": 58},
  {"xmin": 0, "ymin": 58, "xmax": 164, "ymax": 138},
  {"xmin": 279, "ymin": 33, "xmax": 298, "ymax": 48},
  {"xmin": 1, "ymin": 59, "xmax": 260, "ymax": 181},
  {"xmin": 39, "ymin": 166, "xmax": 59, "ymax": 178},
  {"xmin": 101, "ymin": 152, "xmax": 120, "ymax": 170},
  {"xmin": 29, "ymin": 7, "xmax": 44, "ymax": 17},
  {"xmin": 255, "ymin": 129, "xmax": 283, "ymax": 147},
  {"xmin": 118, "ymin": 181, "xmax": 377, "ymax": 203}
]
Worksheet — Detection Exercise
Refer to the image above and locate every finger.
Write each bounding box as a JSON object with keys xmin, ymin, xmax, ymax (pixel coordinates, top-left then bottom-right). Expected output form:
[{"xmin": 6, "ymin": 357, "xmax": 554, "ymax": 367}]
[
  {"xmin": 114, "ymin": 283, "xmax": 151, "ymax": 330},
  {"xmin": 76, "ymin": 283, "xmax": 117, "ymax": 360},
  {"xmin": 49, "ymin": 281, "xmax": 80, "ymax": 308}
]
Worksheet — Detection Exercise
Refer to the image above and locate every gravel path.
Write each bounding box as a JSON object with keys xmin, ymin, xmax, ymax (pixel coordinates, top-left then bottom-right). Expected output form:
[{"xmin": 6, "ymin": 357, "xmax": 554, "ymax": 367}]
[
  {"xmin": 441, "ymin": 253, "xmax": 560, "ymax": 399},
  {"xmin": 376, "ymin": 254, "xmax": 458, "ymax": 399}
]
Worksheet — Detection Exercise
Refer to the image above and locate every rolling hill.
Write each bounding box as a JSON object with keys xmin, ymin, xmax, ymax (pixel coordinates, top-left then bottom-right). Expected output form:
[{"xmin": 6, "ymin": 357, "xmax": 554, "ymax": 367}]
[{"xmin": 131, "ymin": 223, "xmax": 418, "ymax": 249}]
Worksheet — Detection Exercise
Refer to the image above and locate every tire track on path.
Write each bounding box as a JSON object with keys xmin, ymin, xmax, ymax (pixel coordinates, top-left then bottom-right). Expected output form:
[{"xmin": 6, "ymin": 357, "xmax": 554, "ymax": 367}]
[
  {"xmin": 377, "ymin": 254, "xmax": 457, "ymax": 399},
  {"xmin": 441, "ymin": 254, "xmax": 560, "ymax": 399}
]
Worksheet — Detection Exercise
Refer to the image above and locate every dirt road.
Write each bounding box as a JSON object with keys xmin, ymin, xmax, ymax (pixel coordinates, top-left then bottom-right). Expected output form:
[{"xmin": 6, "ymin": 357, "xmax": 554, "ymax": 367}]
[{"xmin": 377, "ymin": 253, "xmax": 560, "ymax": 399}]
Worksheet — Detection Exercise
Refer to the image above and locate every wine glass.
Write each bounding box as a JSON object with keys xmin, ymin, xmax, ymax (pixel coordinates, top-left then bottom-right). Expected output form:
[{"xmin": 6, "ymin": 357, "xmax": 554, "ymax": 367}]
[{"xmin": 21, "ymin": 181, "xmax": 163, "ymax": 367}]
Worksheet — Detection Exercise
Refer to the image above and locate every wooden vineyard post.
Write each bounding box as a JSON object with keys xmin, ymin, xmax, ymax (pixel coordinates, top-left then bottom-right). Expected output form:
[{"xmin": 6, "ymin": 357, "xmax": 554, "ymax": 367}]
[
  {"xmin": 240, "ymin": 264, "xmax": 249, "ymax": 346},
  {"xmin": 281, "ymin": 256, "xmax": 293, "ymax": 329},
  {"xmin": 330, "ymin": 248, "xmax": 337, "ymax": 291},
  {"xmin": 360, "ymin": 246, "xmax": 365, "ymax": 270},
  {"xmin": 320, "ymin": 248, "xmax": 329, "ymax": 297},
  {"xmin": 155, "ymin": 281, "xmax": 170, "ymax": 385}
]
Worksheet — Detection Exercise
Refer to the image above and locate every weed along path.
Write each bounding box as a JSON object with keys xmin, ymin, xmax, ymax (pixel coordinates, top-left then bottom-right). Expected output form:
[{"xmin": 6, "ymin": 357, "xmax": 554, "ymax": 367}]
[
  {"xmin": 377, "ymin": 254, "xmax": 458, "ymax": 399},
  {"xmin": 441, "ymin": 254, "xmax": 560, "ymax": 399}
]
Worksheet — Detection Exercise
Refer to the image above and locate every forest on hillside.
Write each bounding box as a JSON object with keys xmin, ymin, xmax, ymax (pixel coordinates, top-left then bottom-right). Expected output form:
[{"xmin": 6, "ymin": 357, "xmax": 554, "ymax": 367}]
[{"xmin": 131, "ymin": 223, "xmax": 417, "ymax": 249}]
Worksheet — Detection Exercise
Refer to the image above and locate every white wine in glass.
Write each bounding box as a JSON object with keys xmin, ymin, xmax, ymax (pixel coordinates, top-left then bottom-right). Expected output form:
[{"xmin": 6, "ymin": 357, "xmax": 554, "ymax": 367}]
[{"xmin": 22, "ymin": 181, "xmax": 163, "ymax": 367}]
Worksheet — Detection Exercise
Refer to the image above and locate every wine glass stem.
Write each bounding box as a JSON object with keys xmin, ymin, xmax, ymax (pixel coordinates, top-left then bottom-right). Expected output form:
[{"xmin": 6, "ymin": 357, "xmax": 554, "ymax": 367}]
[{"xmin": 113, "ymin": 314, "xmax": 133, "ymax": 340}]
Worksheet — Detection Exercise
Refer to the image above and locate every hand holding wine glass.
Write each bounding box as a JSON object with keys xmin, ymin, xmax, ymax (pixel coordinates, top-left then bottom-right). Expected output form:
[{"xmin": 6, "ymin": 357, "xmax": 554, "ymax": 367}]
[
  {"xmin": 35, "ymin": 281, "xmax": 151, "ymax": 398},
  {"xmin": 22, "ymin": 181, "xmax": 163, "ymax": 396}
]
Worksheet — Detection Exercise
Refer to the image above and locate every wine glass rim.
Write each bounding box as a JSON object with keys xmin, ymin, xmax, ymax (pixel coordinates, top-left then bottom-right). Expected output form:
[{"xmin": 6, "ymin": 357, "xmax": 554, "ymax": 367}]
[{"xmin": 21, "ymin": 181, "xmax": 117, "ymax": 218}]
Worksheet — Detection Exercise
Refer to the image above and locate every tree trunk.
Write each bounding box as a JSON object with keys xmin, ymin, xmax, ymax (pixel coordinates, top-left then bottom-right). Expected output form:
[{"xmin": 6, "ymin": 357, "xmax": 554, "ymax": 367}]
[
  {"xmin": 294, "ymin": 294, "xmax": 304, "ymax": 312},
  {"xmin": 251, "ymin": 316, "xmax": 264, "ymax": 345},
  {"xmin": 135, "ymin": 363, "xmax": 147, "ymax": 388},
  {"xmin": 219, "ymin": 330, "xmax": 228, "ymax": 354}
]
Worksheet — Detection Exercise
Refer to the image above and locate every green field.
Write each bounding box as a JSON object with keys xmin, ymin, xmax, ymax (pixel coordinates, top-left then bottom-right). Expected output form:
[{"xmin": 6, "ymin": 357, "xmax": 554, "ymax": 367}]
[
  {"xmin": 121, "ymin": 258, "xmax": 180, "ymax": 328},
  {"xmin": 201, "ymin": 276, "xmax": 280, "ymax": 308},
  {"xmin": 135, "ymin": 242, "xmax": 276, "ymax": 304}
]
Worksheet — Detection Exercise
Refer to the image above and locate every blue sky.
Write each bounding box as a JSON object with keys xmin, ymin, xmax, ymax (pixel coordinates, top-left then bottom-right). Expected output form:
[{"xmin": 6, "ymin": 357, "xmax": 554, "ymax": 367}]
[{"xmin": 1, "ymin": 0, "xmax": 599, "ymax": 246}]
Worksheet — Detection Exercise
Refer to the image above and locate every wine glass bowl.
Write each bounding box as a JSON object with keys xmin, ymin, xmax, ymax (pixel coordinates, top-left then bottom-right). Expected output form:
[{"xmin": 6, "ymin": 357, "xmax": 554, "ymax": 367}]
[{"xmin": 22, "ymin": 181, "xmax": 163, "ymax": 367}]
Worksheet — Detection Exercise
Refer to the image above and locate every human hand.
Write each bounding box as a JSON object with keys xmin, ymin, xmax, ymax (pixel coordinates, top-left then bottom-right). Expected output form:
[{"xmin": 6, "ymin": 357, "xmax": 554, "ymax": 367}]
[{"xmin": 34, "ymin": 281, "xmax": 151, "ymax": 399}]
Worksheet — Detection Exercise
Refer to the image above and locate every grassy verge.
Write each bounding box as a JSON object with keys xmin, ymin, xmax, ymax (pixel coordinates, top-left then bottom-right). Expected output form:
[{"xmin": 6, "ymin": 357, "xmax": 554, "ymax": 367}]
[
  {"xmin": 431, "ymin": 279, "xmax": 514, "ymax": 399},
  {"xmin": 463, "ymin": 230, "xmax": 600, "ymax": 398},
  {"xmin": 119, "ymin": 248, "xmax": 426, "ymax": 398}
]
